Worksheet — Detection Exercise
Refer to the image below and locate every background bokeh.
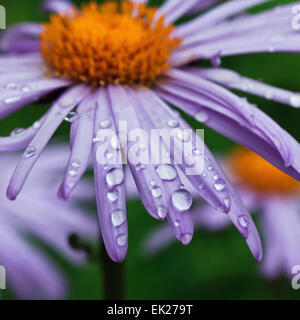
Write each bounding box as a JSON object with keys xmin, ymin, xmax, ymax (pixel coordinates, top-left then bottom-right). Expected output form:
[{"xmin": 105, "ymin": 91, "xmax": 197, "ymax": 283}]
[{"xmin": 0, "ymin": 0, "xmax": 300, "ymax": 299}]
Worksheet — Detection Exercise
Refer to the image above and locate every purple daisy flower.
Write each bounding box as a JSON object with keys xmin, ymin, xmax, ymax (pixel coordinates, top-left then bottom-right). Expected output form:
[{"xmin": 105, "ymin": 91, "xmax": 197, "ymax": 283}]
[
  {"xmin": 144, "ymin": 147, "xmax": 300, "ymax": 280},
  {"xmin": 0, "ymin": 0, "xmax": 299, "ymax": 263},
  {"xmin": 0, "ymin": 145, "xmax": 98, "ymax": 299}
]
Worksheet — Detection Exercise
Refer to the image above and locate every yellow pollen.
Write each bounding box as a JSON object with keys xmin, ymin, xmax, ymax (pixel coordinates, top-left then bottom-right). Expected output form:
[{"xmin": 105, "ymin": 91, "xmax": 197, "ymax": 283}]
[
  {"xmin": 40, "ymin": 1, "xmax": 182, "ymax": 86},
  {"xmin": 229, "ymin": 147, "xmax": 300, "ymax": 196}
]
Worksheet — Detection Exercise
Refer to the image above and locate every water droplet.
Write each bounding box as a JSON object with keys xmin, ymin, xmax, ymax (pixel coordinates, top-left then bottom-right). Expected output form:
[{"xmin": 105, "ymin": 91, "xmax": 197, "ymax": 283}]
[
  {"xmin": 213, "ymin": 175, "xmax": 219, "ymax": 181},
  {"xmin": 238, "ymin": 215, "xmax": 250, "ymax": 228},
  {"xmin": 167, "ymin": 119, "xmax": 179, "ymax": 128},
  {"xmin": 193, "ymin": 149, "xmax": 201, "ymax": 155},
  {"xmin": 65, "ymin": 112, "xmax": 78, "ymax": 123},
  {"xmin": 24, "ymin": 146, "xmax": 37, "ymax": 158},
  {"xmin": 174, "ymin": 220, "xmax": 180, "ymax": 227},
  {"xmin": 111, "ymin": 209, "xmax": 126, "ymax": 227},
  {"xmin": 68, "ymin": 169, "xmax": 78, "ymax": 177},
  {"xmin": 107, "ymin": 189, "xmax": 119, "ymax": 202},
  {"xmin": 71, "ymin": 159, "xmax": 80, "ymax": 168},
  {"xmin": 290, "ymin": 95, "xmax": 300, "ymax": 107},
  {"xmin": 171, "ymin": 189, "xmax": 192, "ymax": 211},
  {"xmin": 20, "ymin": 85, "xmax": 31, "ymax": 93},
  {"xmin": 176, "ymin": 129, "xmax": 190, "ymax": 142},
  {"xmin": 195, "ymin": 110, "xmax": 208, "ymax": 123},
  {"xmin": 155, "ymin": 164, "xmax": 177, "ymax": 181},
  {"xmin": 150, "ymin": 180, "xmax": 156, "ymax": 186},
  {"xmin": 116, "ymin": 234, "xmax": 127, "ymax": 247},
  {"xmin": 111, "ymin": 135, "xmax": 120, "ymax": 150},
  {"xmin": 157, "ymin": 206, "xmax": 167, "ymax": 219},
  {"xmin": 264, "ymin": 90, "xmax": 274, "ymax": 100},
  {"xmin": 33, "ymin": 121, "xmax": 41, "ymax": 129},
  {"xmin": 181, "ymin": 233, "xmax": 192, "ymax": 245},
  {"xmin": 224, "ymin": 197, "xmax": 231, "ymax": 210},
  {"xmin": 106, "ymin": 168, "xmax": 124, "ymax": 187},
  {"xmin": 68, "ymin": 181, "xmax": 75, "ymax": 188},
  {"xmin": 4, "ymin": 96, "xmax": 22, "ymax": 104},
  {"xmin": 100, "ymin": 119, "xmax": 112, "ymax": 129},
  {"xmin": 10, "ymin": 128, "xmax": 25, "ymax": 136},
  {"xmin": 214, "ymin": 179, "xmax": 226, "ymax": 192},
  {"xmin": 5, "ymin": 83, "xmax": 17, "ymax": 90},
  {"xmin": 59, "ymin": 97, "xmax": 75, "ymax": 108},
  {"xmin": 207, "ymin": 165, "xmax": 213, "ymax": 171},
  {"xmin": 152, "ymin": 186, "xmax": 162, "ymax": 198},
  {"xmin": 198, "ymin": 183, "xmax": 204, "ymax": 190}
]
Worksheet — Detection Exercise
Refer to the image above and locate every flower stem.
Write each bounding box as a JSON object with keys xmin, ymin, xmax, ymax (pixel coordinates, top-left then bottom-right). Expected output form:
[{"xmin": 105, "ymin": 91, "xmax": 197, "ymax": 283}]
[{"xmin": 100, "ymin": 241, "xmax": 125, "ymax": 300}]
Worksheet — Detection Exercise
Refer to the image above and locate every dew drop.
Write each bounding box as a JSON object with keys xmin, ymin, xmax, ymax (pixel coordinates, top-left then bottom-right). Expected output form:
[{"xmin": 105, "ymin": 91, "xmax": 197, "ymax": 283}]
[
  {"xmin": 198, "ymin": 183, "xmax": 204, "ymax": 190},
  {"xmin": 238, "ymin": 215, "xmax": 250, "ymax": 228},
  {"xmin": 181, "ymin": 233, "xmax": 192, "ymax": 245},
  {"xmin": 155, "ymin": 164, "xmax": 177, "ymax": 181},
  {"xmin": 4, "ymin": 96, "xmax": 22, "ymax": 104},
  {"xmin": 71, "ymin": 159, "xmax": 81, "ymax": 168},
  {"xmin": 157, "ymin": 206, "xmax": 167, "ymax": 219},
  {"xmin": 24, "ymin": 146, "xmax": 37, "ymax": 158},
  {"xmin": 152, "ymin": 186, "xmax": 162, "ymax": 198},
  {"xmin": 150, "ymin": 180, "xmax": 156, "ymax": 187},
  {"xmin": 10, "ymin": 128, "xmax": 25, "ymax": 136},
  {"xmin": 214, "ymin": 179, "xmax": 226, "ymax": 192},
  {"xmin": 111, "ymin": 135, "xmax": 120, "ymax": 150},
  {"xmin": 68, "ymin": 169, "xmax": 78, "ymax": 177},
  {"xmin": 65, "ymin": 112, "xmax": 78, "ymax": 123},
  {"xmin": 171, "ymin": 189, "xmax": 192, "ymax": 211},
  {"xmin": 20, "ymin": 85, "xmax": 31, "ymax": 93},
  {"xmin": 117, "ymin": 234, "xmax": 127, "ymax": 247},
  {"xmin": 111, "ymin": 209, "xmax": 126, "ymax": 227},
  {"xmin": 106, "ymin": 168, "xmax": 124, "ymax": 187},
  {"xmin": 207, "ymin": 165, "xmax": 214, "ymax": 171},
  {"xmin": 107, "ymin": 189, "xmax": 119, "ymax": 202},
  {"xmin": 59, "ymin": 97, "xmax": 75, "ymax": 108},
  {"xmin": 290, "ymin": 95, "xmax": 300, "ymax": 107},
  {"xmin": 5, "ymin": 83, "xmax": 17, "ymax": 90},
  {"xmin": 213, "ymin": 175, "xmax": 219, "ymax": 181},
  {"xmin": 100, "ymin": 119, "xmax": 112, "ymax": 129},
  {"xmin": 176, "ymin": 129, "xmax": 190, "ymax": 142},
  {"xmin": 224, "ymin": 197, "xmax": 231, "ymax": 210},
  {"xmin": 174, "ymin": 220, "xmax": 180, "ymax": 227},
  {"xmin": 192, "ymin": 149, "xmax": 201, "ymax": 155},
  {"xmin": 167, "ymin": 119, "xmax": 179, "ymax": 128},
  {"xmin": 195, "ymin": 110, "xmax": 208, "ymax": 123},
  {"xmin": 264, "ymin": 90, "xmax": 274, "ymax": 100},
  {"xmin": 33, "ymin": 121, "xmax": 41, "ymax": 129}
]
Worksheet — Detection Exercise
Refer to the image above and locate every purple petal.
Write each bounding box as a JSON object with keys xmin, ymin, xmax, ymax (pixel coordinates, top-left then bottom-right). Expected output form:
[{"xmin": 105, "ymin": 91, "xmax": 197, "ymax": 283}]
[
  {"xmin": 7, "ymin": 85, "xmax": 88, "ymax": 201},
  {"xmin": 93, "ymin": 88, "xmax": 128, "ymax": 263},
  {"xmin": 59, "ymin": 91, "xmax": 96, "ymax": 200}
]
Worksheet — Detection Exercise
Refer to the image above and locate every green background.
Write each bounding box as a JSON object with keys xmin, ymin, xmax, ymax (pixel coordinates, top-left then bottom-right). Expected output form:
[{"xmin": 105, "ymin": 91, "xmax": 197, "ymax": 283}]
[{"xmin": 0, "ymin": 0, "xmax": 299, "ymax": 300}]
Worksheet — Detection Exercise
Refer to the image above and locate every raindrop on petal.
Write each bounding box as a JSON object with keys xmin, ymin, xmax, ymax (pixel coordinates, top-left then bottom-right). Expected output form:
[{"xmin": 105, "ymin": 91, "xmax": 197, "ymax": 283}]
[
  {"xmin": 116, "ymin": 234, "xmax": 127, "ymax": 247},
  {"xmin": 157, "ymin": 206, "xmax": 167, "ymax": 219},
  {"xmin": 238, "ymin": 215, "xmax": 250, "ymax": 228},
  {"xmin": 167, "ymin": 119, "xmax": 179, "ymax": 128},
  {"xmin": 171, "ymin": 189, "xmax": 192, "ymax": 211},
  {"xmin": 195, "ymin": 110, "xmax": 208, "ymax": 123},
  {"xmin": 111, "ymin": 209, "xmax": 126, "ymax": 227},
  {"xmin": 106, "ymin": 168, "xmax": 124, "ymax": 187},
  {"xmin": 24, "ymin": 146, "xmax": 37, "ymax": 158},
  {"xmin": 10, "ymin": 128, "xmax": 25, "ymax": 136},
  {"xmin": 155, "ymin": 164, "xmax": 177, "ymax": 181},
  {"xmin": 152, "ymin": 186, "xmax": 162, "ymax": 198},
  {"xmin": 107, "ymin": 189, "xmax": 119, "ymax": 202}
]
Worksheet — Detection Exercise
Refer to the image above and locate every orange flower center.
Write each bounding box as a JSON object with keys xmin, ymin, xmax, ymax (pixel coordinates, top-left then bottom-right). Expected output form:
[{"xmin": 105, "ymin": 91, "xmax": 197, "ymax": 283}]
[
  {"xmin": 40, "ymin": 1, "xmax": 182, "ymax": 86},
  {"xmin": 229, "ymin": 147, "xmax": 299, "ymax": 196}
]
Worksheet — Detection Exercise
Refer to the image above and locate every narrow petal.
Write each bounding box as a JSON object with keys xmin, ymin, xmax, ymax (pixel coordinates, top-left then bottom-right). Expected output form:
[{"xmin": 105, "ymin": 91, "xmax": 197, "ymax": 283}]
[
  {"xmin": 42, "ymin": 0, "xmax": 73, "ymax": 14},
  {"xmin": 162, "ymin": 69, "xmax": 300, "ymax": 180},
  {"xmin": 7, "ymin": 85, "xmax": 88, "ymax": 200},
  {"xmin": 0, "ymin": 114, "xmax": 47, "ymax": 152},
  {"xmin": 93, "ymin": 88, "xmax": 128, "ymax": 263},
  {"xmin": 59, "ymin": 92, "xmax": 96, "ymax": 199},
  {"xmin": 187, "ymin": 67, "xmax": 300, "ymax": 108}
]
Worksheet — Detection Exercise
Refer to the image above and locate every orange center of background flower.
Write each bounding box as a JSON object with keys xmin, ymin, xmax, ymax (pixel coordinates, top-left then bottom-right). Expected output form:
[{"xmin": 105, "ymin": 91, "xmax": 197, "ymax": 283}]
[
  {"xmin": 40, "ymin": 1, "xmax": 181, "ymax": 86},
  {"xmin": 229, "ymin": 147, "xmax": 299, "ymax": 196}
]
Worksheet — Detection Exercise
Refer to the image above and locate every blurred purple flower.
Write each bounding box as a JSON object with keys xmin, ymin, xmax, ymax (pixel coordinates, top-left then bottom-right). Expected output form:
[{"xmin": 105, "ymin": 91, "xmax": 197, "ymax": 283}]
[
  {"xmin": 144, "ymin": 148, "xmax": 300, "ymax": 279},
  {"xmin": 0, "ymin": 145, "xmax": 98, "ymax": 300},
  {"xmin": 0, "ymin": 0, "xmax": 299, "ymax": 263}
]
